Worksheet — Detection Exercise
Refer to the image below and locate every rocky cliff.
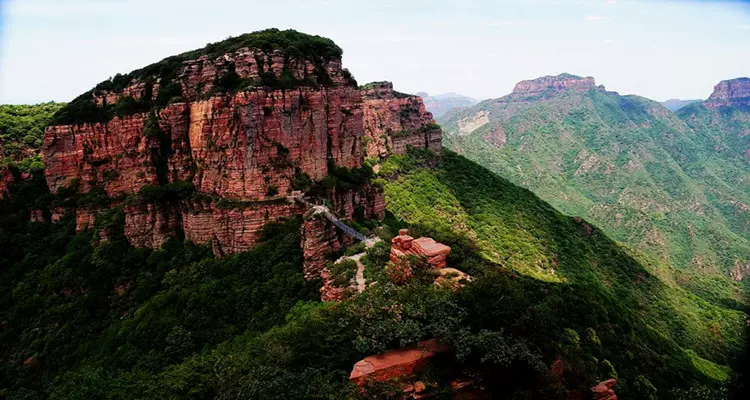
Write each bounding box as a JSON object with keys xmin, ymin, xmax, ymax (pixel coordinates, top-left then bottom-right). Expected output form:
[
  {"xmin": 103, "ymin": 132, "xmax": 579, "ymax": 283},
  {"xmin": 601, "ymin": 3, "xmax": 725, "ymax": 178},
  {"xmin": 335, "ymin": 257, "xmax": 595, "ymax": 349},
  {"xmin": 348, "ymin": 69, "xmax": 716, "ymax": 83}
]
[
  {"xmin": 705, "ymin": 77, "xmax": 750, "ymax": 109},
  {"xmin": 360, "ymin": 81, "xmax": 442, "ymax": 160},
  {"xmin": 42, "ymin": 30, "xmax": 432, "ymax": 254},
  {"xmin": 511, "ymin": 73, "xmax": 599, "ymax": 99}
]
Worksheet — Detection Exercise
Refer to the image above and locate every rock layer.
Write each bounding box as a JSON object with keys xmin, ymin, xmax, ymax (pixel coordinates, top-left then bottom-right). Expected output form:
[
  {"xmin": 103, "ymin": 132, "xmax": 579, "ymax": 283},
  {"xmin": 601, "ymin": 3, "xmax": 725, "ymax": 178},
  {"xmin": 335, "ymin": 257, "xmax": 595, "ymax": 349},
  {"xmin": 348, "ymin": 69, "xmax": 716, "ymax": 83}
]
[
  {"xmin": 361, "ymin": 82, "xmax": 442, "ymax": 159},
  {"xmin": 43, "ymin": 32, "xmax": 436, "ymax": 254},
  {"xmin": 512, "ymin": 73, "xmax": 598, "ymax": 98},
  {"xmin": 705, "ymin": 77, "xmax": 750, "ymax": 109},
  {"xmin": 349, "ymin": 339, "xmax": 450, "ymax": 386}
]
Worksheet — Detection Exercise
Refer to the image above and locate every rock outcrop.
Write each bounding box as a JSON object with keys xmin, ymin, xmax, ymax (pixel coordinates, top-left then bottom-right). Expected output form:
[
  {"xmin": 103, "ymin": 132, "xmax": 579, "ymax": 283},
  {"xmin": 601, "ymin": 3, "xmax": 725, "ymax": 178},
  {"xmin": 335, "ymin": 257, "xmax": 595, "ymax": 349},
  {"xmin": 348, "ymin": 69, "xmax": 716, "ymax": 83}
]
[
  {"xmin": 349, "ymin": 339, "xmax": 450, "ymax": 386},
  {"xmin": 390, "ymin": 229, "xmax": 451, "ymax": 269},
  {"xmin": 705, "ymin": 77, "xmax": 750, "ymax": 109},
  {"xmin": 42, "ymin": 30, "xmax": 414, "ymax": 254},
  {"xmin": 591, "ymin": 379, "xmax": 618, "ymax": 400},
  {"xmin": 301, "ymin": 208, "xmax": 346, "ymax": 279},
  {"xmin": 361, "ymin": 82, "xmax": 442, "ymax": 159},
  {"xmin": 730, "ymin": 260, "xmax": 750, "ymax": 282},
  {"xmin": 511, "ymin": 73, "xmax": 599, "ymax": 98}
]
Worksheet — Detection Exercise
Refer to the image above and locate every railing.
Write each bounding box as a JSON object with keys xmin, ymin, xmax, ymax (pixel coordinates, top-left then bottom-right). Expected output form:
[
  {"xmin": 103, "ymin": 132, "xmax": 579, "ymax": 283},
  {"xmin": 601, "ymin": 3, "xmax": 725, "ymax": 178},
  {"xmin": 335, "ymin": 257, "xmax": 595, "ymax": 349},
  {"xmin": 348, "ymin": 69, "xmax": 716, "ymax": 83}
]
[
  {"xmin": 322, "ymin": 210, "xmax": 368, "ymax": 242},
  {"xmin": 293, "ymin": 194, "xmax": 368, "ymax": 242}
]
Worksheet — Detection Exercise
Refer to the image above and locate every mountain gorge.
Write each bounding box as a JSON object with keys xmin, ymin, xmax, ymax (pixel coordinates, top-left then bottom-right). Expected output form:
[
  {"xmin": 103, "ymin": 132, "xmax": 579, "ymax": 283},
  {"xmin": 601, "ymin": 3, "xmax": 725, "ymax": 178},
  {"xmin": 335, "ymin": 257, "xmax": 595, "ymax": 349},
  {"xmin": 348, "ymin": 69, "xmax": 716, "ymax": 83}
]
[
  {"xmin": 1, "ymin": 31, "xmax": 748, "ymax": 399},
  {"xmin": 416, "ymin": 92, "xmax": 479, "ymax": 118},
  {"xmin": 441, "ymin": 74, "xmax": 750, "ymax": 301}
]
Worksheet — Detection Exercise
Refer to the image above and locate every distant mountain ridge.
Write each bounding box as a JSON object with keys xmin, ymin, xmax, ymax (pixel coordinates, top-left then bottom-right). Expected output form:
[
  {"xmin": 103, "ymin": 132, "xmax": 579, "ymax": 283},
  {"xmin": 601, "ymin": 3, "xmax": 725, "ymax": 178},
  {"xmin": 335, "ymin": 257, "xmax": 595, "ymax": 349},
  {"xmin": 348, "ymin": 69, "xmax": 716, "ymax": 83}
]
[
  {"xmin": 662, "ymin": 98, "xmax": 702, "ymax": 111},
  {"xmin": 416, "ymin": 91, "xmax": 478, "ymax": 118},
  {"xmin": 439, "ymin": 73, "xmax": 750, "ymax": 299}
]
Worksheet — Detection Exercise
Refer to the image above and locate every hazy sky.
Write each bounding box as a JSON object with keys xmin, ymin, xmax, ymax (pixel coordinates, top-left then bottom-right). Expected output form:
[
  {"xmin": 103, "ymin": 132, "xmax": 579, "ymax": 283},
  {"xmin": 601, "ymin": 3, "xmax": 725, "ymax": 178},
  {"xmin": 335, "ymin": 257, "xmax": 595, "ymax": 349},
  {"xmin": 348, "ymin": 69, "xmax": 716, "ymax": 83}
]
[{"xmin": 1, "ymin": 0, "xmax": 749, "ymax": 104}]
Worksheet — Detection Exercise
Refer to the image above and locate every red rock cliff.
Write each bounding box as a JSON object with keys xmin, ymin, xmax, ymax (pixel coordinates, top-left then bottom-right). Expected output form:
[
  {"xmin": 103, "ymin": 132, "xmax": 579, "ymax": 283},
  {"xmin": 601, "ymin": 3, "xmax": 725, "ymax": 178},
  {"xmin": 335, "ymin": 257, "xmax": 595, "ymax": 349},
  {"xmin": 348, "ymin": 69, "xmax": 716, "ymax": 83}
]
[
  {"xmin": 361, "ymin": 82, "xmax": 442, "ymax": 159},
  {"xmin": 512, "ymin": 73, "xmax": 598, "ymax": 98},
  {"xmin": 705, "ymin": 77, "xmax": 750, "ymax": 109},
  {"xmin": 43, "ymin": 30, "xmax": 385, "ymax": 254}
]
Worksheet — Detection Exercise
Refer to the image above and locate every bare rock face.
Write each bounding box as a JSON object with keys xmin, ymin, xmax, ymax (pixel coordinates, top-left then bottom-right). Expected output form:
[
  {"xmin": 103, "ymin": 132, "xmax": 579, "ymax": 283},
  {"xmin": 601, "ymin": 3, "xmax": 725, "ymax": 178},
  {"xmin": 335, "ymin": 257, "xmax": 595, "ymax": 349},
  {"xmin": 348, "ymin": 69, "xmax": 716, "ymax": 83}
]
[
  {"xmin": 361, "ymin": 82, "xmax": 442, "ymax": 159},
  {"xmin": 301, "ymin": 209, "xmax": 343, "ymax": 279},
  {"xmin": 43, "ymin": 31, "xmax": 388, "ymax": 253},
  {"xmin": 730, "ymin": 260, "xmax": 750, "ymax": 282},
  {"xmin": 183, "ymin": 201, "xmax": 307, "ymax": 255},
  {"xmin": 188, "ymin": 86, "xmax": 362, "ymax": 200},
  {"xmin": 124, "ymin": 203, "xmax": 180, "ymax": 248},
  {"xmin": 349, "ymin": 339, "xmax": 449, "ymax": 386},
  {"xmin": 390, "ymin": 229, "xmax": 451, "ymax": 269},
  {"xmin": 591, "ymin": 379, "xmax": 618, "ymax": 400},
  {"xmin": 512, "ymin": 73, "xmax": 598, "ymax": 98},
  {"xmin": 705, "ymin": 77, "xmax": 750, "ymax": 109},
  {"xmin": 319, "ymin": 266, "xmax": 347, "ymax": 302}
]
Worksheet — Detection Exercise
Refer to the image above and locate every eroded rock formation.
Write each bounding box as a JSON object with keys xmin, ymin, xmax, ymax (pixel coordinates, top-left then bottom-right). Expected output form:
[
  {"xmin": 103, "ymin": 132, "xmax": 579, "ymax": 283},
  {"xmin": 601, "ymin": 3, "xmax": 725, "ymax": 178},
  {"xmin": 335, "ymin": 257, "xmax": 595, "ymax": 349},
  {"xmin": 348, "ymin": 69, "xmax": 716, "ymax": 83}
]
[
  {"xmin": 705, "ymin": 77, "xmax": 750, "ymax": 109},
  {"xmin": 361, "ymin": 82, "xmax": 442, "ymax": 159},
  {"xmin": 591, "ymin": 379, "xmax": 618, "ymax": 400},
  {"xmin": 349, "ymin": 339, "xmax": 450, "ymax": 386},
  {"xmin": 42, "ymin": 31, "xmax": 432, "ymax": 254},
  {"xmin": 301, "ymin": 209, "xmax": 346, "ymax": 279},
  {"xmin": 390, "ymin": 229, "xmax": 451, "ymax": 269},
  {"xmin": 511, "ymin": 73, "xmax": 601, "ymax": 99}
]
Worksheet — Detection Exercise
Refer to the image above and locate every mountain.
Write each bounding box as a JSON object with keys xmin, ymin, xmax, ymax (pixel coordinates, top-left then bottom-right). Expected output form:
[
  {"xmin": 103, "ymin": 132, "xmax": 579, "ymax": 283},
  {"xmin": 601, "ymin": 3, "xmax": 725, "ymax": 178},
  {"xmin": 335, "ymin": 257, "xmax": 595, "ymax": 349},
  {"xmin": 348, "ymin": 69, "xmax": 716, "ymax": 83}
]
[
  {"xmin": 439, "ymin": 74, "xmax": 750, "ymax": 300},
  {"xmin": 416, "ymin": 91, "xmax": 479, "ymax": 118},
  {"xmin": 677, "ymin": 78, "xmax": 750, "ymax": 163},
  {"xmin": 662, "ymin": 99, "xmax": 702, "ymax": 112},
  {"xmin": 1, "ymin": 33, "xmax": 747, "ymax": 399}
]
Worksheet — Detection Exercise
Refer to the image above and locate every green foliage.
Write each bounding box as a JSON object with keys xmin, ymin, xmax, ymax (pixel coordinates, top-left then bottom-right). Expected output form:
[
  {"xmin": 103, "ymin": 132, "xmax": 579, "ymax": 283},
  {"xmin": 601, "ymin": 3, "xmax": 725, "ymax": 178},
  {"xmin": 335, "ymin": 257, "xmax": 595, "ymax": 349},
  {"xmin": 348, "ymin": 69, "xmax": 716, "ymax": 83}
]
[
  {"xmin": 329, "ymin": 259, "xmax": 358, "ymax": 286},
  {"xmin": 359, "ymin": 81, "xmax": 391, "ymax": 90},
  {"xmin": 0, "ymin": 102, "xmax": 65, "ymax": 167},
  {"xmin": 382, "ymin": 149, "xmax": 747, "ymax": 397},
  {"xmin": 50, "ymin": 91, "xmax": 112, "ymax": 125},
  {"xmin": 0, "ymin": 175, "xmax": 318, "ymax": 398},
  {"xmin": 1, "ymin": 131, "xmax": 747, "ymax": 399},
  {"xmin": 441, "ymin": 86, "xmax": 750, "ymax": 310},
  {"xmin": 111, "ymin": 96, "xmax": 150, "ymax": 117}
]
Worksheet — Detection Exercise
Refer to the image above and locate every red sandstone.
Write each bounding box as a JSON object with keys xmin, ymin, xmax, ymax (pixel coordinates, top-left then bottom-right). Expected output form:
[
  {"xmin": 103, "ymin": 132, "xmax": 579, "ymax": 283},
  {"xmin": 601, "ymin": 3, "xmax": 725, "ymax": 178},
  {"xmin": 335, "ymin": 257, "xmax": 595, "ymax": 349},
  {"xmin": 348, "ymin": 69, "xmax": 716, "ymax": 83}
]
[
  {"xmin": 349, "ymin": 339, "xmax": 450, "ymax": 386},
  {"xmin": 591, "ymin": 379, "xmax": 618, "ymax": 400},
  {"xmin": 361, "ymin": 82, "xmax": 442, "ymax": 159},
  {"xmin": 42, "ymin": 44, "xmax": 439, "ymax": 255},
  {"xmin": 390, "ymin": 229, "xmax": 451, "ymax": 269}
]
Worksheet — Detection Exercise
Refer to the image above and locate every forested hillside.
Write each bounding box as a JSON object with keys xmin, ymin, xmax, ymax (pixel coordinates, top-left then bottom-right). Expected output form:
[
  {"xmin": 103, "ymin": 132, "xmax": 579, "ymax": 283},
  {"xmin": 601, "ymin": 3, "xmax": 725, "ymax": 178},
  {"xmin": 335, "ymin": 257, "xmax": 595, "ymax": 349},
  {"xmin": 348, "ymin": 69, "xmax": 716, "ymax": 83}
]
[
  {"xmin": 1, "ymin": 149, "xmax": 746, "ymax": 399},
  {"xmin": 440, "ymin": 74, "xmax": 750, "ymax": 308}
]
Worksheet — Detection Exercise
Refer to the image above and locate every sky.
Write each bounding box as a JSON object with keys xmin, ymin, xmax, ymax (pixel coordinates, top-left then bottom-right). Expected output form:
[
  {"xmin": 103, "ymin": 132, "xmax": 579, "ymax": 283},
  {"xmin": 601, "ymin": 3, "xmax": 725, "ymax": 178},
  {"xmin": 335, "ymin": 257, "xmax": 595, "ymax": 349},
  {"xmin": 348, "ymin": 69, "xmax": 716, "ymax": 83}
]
[{"xmin": 0, "ymin": 0, "xmax": 749, "ymax": 104}]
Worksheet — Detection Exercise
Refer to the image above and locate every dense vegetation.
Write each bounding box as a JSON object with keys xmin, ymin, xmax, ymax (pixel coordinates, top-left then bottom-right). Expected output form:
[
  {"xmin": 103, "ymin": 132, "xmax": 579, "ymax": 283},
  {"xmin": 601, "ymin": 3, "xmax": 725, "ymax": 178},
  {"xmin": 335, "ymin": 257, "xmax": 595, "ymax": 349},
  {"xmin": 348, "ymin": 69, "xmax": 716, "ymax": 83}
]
[
  {"xmin": 0, "ymin": 103, "xmax": 65, "ymax": 171},
  {"xmin": 1, "ymin": 149, "xmax": 747, "ymax": 399},
  {"xmin": 51, "ymin": 29, "xmax": 352, "ymax": 126},
  {"xmin": 440, "ymin": 84, "xmax": 750, "ymax": 308}
]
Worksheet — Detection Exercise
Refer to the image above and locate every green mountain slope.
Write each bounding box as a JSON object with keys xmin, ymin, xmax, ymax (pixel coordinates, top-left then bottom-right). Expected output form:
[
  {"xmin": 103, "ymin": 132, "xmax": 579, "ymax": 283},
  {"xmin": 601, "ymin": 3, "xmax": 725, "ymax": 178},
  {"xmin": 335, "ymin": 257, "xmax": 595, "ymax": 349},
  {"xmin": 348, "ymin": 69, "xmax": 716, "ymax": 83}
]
[
  {"xmin": 439, "ymin": 74, "xmax": 750, "ymax": 303},
  {"xmin": 0, "ymin": 103, "xmax": 65, "ymax": 172},
  {"xmin": 1, "ymin": 150, "xmax": 746, "ymax": 399}
]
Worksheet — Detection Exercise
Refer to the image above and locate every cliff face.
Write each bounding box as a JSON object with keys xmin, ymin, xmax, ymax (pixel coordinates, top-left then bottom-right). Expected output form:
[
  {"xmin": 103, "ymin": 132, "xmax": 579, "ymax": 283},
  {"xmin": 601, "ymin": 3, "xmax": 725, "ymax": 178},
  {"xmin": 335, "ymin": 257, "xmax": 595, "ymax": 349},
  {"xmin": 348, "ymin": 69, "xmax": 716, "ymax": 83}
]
[
  {"xmin": 44, "ymin": 51, "xmax": 361, "ymax": 200},
  {"xmin": 361, "ymin": 82, "xmax": 442, "ymax": 159},
  {"xmin": 705, "ymin": 77, "xmax": 750, "ymax": 109},
  {"xmin": 511, "ymin": 73, "xmax": 599, "ymax": 99},
  {"xmin": 42, "ymin": 30, "xmax": 422, "ymax": 254}
]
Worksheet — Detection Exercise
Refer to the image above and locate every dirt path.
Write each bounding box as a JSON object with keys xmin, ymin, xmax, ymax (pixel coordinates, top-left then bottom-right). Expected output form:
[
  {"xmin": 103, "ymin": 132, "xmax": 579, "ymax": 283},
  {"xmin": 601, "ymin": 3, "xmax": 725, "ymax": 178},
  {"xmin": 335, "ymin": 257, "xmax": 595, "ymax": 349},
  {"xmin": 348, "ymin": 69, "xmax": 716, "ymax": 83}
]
[{"xmin": 333, "ymin": 238, "xmax": 381, "ymax": 293}]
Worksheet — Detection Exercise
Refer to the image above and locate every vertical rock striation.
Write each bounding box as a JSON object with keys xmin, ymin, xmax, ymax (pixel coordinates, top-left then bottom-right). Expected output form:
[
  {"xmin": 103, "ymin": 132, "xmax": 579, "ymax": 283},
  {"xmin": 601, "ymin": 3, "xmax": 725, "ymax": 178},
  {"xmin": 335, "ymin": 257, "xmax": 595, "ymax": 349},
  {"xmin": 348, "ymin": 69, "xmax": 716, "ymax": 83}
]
[
  {"xmin": 361, "ymin": 81, "xmax": 442, "ymax": 159},
  {"xmin": 42, "ymin": 30, "xmax": 437, "ymax": 255}
]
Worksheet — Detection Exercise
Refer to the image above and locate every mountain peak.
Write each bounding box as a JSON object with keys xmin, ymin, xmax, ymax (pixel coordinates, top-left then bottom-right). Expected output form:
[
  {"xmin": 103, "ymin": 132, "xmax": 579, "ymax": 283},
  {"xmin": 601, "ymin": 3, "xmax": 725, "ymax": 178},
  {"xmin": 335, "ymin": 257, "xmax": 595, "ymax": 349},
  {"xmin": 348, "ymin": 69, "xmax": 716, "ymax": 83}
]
[
  {"xmin": 705, "ymin": 77, "xmax": 750, "ymax": 108},
  {"xmin": 512, "ymin": 73, "xmax": 598, "ymax": 96}
]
